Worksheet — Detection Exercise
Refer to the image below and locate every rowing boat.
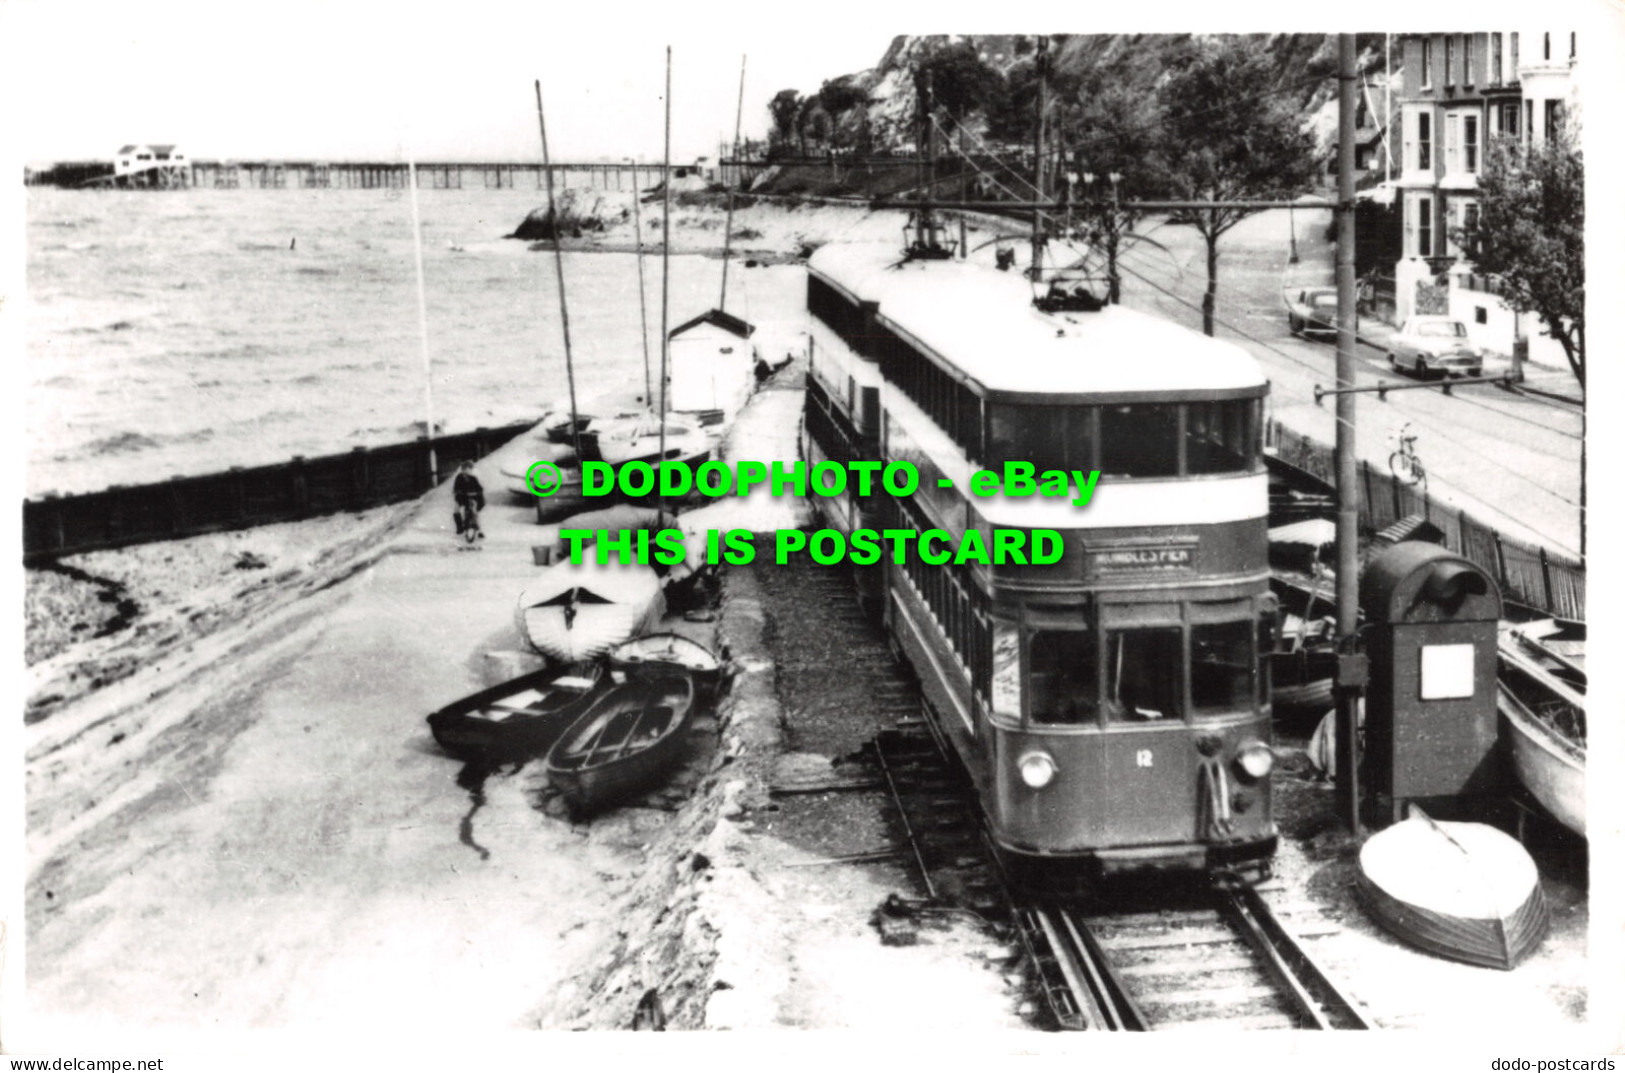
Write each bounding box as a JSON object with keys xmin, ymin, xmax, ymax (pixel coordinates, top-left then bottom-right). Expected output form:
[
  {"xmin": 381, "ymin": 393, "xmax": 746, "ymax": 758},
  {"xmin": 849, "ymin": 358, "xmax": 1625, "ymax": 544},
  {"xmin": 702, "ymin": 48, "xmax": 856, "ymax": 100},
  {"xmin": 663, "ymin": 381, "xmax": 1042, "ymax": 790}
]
[
  {"xmin": 545, "ymin": 673, "xmax": 696, "ymax": 815},
  {"xmin": 1497, "ymin": 623, "xmax": 1586, "ymax": 837},
  {"xmin": 609, "ymin": 632, "xmax": 723, "ymax": 696},
  {"xmin": 426, "ymin": 662, "xmax": 606, "ymax": 762},
  {"xmin": 1357, "ymin": 814, "xmax": 1549, "ymax": 970}
]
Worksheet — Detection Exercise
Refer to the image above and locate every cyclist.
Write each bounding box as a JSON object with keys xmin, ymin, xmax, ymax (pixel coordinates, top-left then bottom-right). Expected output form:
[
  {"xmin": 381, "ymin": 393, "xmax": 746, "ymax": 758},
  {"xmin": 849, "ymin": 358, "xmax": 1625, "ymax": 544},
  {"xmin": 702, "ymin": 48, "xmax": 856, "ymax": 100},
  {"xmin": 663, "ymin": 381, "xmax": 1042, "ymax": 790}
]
[{"xmin": 453, "ymin": 461, "xmax": 486, "ymax": 542}]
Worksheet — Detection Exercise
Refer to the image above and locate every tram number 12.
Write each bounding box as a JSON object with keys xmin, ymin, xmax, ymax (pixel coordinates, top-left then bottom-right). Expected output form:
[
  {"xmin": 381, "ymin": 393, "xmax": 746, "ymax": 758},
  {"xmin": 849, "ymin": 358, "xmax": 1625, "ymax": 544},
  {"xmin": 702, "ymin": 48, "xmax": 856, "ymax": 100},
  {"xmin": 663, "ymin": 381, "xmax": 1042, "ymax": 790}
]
[{"xmin": 1135, "ymin": 749, "xmax": 1154, "ymax": 769}]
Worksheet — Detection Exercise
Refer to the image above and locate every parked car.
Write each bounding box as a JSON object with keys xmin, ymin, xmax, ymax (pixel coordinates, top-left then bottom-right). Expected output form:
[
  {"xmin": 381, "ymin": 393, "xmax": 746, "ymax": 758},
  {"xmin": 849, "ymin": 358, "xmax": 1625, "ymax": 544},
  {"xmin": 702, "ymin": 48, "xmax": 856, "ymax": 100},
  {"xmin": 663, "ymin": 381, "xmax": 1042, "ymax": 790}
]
[
  {"xmin": 1387, "ymin": 316, "xmax": 1485, "ymax": 379},
  {"xmin": 1286, "ymin": 287, "xmax": 1341, "ymax": 338}
]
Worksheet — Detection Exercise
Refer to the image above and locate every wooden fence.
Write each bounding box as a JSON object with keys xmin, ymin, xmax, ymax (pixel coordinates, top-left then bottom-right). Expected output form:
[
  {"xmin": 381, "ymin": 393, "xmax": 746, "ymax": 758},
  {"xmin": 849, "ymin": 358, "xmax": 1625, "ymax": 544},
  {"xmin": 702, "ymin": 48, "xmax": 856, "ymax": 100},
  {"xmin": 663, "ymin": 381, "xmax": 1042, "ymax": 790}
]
[
  {"xmin": 1268, "ymin": 419, "xmax": 1584, "ymax": 621},
  {"xmin": 23, "ymin": 421, "xmax": 534, "ymax": 564}
]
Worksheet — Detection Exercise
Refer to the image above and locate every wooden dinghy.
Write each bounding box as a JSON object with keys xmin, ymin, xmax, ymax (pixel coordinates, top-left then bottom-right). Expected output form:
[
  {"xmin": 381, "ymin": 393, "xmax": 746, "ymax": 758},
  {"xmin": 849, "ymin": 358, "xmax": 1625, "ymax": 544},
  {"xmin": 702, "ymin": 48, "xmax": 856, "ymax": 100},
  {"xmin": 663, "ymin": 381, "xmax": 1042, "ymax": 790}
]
[
  {"xmin": 426, "ymin": 662, "xmax": 605, "ymax": 762},
  {"xmin": 515, "ymin": 559, "xmax": 666, "ymax": 664},
  {"xmin": 1357, "ymin": 815, "xmax": 1550, "ymax": 970},
  {"xmin": 609, "ymin": 632, "xmax": 723, "ymax": 696},
  {"xmin": 591, "ymin": 411, "xmax": 713, "ymax": 468},
  {"xmin": 545, "ymin": 673, "xmax": 696, "ymax": 815},
  {"xmin": 1498, "ymin": 624, "xmax": 1586, "ymax": 837}
]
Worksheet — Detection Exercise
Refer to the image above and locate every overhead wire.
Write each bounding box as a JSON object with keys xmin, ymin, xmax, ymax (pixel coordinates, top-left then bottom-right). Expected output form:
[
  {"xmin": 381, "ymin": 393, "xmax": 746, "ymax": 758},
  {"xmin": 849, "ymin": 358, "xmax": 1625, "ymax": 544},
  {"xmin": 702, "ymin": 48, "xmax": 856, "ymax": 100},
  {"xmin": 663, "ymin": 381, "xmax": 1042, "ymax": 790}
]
[{"xmin": 1108, "ymin": 249, "xmax": 1582, "ymax": 514}]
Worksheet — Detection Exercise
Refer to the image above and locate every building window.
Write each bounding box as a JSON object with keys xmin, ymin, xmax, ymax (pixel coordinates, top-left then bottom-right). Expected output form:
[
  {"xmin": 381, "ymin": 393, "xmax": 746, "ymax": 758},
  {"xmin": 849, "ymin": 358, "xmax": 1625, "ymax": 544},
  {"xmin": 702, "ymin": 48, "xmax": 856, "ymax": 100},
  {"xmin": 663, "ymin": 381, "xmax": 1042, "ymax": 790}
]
[
  {"xmin": 1463, "ymin": 202, "xmax": 1480, "ymax": 258},
  {"xmin": 1445, "ymin": 114, "xmax": 1459, "ymax": 173},
  {"xmin": 1543, "ymin": 32, "xmax": 1551, "ymax": 60},
  {"xmin": 1570, "ymin": 32, "xmax": 1576, "ymax": 59},
  {"xmin": 1465, "ymin": 115, "xmax": 1479, "ymax": 172},
  {"xmin": 1526, "ymin": 100, "xmax": 1534, "ymax": 142},
  {"xmin": 1417, "ymin": 112, "xmax": 1431, "ymax": 170},
  {"xmin": 1491, "ymin": 33, "xmax": 1503, "ymax": 83},
  {"xmin": 1463, "ymin": 34, "xmax": 1473, "ymax": 84},
  {"xmin": 1499, "ymin": 101, "xmax": 1520, "ymax": 137},
  {"xmin": 1545, "ymin": 100, "xmax": 1565, "ymax": 140},
  {"xmin": 1421, "ymin": 38, "xmax": 1432, "ymax": 88},
  {"xmin": 1418, "ymin": 198, "xmax": 1432, "ymax": 257},
  {"xmin": 1511, "ymin": 32, "xmax": 1520, "ymax": 74},
  {"xmin": 1445, "ymin": 36, "xmax": 1455, "ymax": 85}
]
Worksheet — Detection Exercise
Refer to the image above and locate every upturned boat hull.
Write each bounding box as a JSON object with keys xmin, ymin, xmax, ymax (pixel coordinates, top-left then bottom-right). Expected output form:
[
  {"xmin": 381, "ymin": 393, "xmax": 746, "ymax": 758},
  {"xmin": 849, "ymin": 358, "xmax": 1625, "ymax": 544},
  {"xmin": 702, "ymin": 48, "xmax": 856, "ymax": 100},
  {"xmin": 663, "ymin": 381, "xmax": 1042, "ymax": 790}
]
[{"xmin": 1357, "ymin": 817, "xmax": 1550, "ymax": 970}]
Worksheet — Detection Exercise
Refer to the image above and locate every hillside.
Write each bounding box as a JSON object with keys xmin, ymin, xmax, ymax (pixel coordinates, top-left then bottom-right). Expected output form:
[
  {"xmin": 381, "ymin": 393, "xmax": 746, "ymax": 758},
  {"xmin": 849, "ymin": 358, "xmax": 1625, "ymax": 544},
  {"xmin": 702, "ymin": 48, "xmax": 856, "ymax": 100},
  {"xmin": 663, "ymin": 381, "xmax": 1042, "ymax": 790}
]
[{"xmin": 767, "ymin": 33, "xmax": 1396, "ymax": 180}]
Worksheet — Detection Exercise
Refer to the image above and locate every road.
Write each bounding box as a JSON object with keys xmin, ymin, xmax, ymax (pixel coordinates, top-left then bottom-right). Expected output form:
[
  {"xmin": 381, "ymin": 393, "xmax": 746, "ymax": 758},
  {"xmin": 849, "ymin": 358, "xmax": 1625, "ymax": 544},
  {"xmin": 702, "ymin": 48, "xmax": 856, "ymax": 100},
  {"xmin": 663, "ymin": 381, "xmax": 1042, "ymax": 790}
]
[{"xmin": 1099, "ymin": 207, "xmax": 1584, "ymax": 557}]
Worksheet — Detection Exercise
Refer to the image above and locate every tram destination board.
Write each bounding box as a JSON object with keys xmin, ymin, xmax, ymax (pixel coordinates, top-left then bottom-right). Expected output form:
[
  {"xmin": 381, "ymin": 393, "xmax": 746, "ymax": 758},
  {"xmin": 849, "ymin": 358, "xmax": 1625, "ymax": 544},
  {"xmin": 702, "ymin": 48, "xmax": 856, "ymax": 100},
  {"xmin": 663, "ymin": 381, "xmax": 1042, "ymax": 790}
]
[{"xmin": 1083, "ymin": 538, "xmax": 1199, "ymax": 576}]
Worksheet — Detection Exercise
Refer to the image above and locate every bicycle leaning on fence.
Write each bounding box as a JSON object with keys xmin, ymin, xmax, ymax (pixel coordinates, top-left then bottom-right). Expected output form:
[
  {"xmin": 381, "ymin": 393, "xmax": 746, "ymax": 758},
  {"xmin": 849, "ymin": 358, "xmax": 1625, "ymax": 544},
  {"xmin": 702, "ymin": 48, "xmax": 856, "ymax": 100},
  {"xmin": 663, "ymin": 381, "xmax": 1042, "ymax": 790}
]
[{"xmin": 1388, "ymin": 422, "xmax": 1427, "ymax": 491}]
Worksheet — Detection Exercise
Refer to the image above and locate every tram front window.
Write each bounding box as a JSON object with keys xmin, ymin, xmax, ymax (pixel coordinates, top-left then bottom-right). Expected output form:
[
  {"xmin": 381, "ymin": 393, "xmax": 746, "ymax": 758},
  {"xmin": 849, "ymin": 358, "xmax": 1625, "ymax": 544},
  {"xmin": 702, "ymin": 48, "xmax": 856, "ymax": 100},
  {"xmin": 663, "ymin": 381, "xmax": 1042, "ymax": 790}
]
[
  {"xmin": 1028, "ymin": 629, "xmax": 1099, "ymax": 724},
  {"xmin": 1106, "ymin": 628, "xmax": 1183, "ymax": 721},
  {"xmin": 1191, "ymin": 620, "xmax": 1256, "ymax": 711},
  {"xmin": 1100, "ymin": 405, "xmax": 1180, "ymax": 477}
]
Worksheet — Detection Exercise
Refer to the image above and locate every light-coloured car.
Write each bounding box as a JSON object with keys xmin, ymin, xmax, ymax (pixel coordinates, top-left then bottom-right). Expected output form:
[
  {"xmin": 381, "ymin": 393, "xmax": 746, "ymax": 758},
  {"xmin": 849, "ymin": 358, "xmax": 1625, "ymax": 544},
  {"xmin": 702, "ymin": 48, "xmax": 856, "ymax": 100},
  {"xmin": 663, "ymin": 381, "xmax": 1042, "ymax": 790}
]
[{"xmin": 1387, "ymin": 316, "xmax": 1484, "ymax": 379}]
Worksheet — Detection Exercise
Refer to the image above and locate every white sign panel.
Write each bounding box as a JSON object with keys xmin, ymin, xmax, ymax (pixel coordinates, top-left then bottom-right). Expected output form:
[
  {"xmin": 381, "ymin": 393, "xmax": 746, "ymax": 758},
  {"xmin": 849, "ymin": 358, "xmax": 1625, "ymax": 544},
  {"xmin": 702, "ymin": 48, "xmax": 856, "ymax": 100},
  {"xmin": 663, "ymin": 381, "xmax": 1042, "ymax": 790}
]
[{"xmin": 1419, "ymin": 643, "xmax": 1476, "ymax": 700}]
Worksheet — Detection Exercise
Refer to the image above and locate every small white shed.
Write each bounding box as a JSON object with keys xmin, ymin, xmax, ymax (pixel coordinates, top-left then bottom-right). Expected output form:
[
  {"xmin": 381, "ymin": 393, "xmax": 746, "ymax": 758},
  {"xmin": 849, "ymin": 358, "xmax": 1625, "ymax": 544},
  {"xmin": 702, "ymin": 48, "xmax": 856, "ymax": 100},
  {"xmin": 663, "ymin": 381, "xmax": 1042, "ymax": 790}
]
[{"xmin": 667, "ymin": 308, "xmax": 757, "ymax": 422}]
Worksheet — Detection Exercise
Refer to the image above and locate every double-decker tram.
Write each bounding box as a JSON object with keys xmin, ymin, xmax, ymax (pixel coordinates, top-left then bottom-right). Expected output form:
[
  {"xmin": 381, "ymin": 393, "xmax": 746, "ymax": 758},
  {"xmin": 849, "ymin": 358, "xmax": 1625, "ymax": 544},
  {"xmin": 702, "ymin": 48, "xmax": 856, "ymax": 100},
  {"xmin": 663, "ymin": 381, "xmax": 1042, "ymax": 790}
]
[{"xmin": 802, "ymin": 242, "xmax": 1279, "ymax": 884}]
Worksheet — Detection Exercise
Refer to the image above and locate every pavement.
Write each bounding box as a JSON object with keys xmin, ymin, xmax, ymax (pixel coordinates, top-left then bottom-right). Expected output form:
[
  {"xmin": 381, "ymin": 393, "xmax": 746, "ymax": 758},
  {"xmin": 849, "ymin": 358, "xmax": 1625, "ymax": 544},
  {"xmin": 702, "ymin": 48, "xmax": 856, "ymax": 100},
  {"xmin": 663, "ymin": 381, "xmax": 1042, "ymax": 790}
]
[{"xmin": 23, "ymin": 421, "xmax": 642, "ymax": 1040}]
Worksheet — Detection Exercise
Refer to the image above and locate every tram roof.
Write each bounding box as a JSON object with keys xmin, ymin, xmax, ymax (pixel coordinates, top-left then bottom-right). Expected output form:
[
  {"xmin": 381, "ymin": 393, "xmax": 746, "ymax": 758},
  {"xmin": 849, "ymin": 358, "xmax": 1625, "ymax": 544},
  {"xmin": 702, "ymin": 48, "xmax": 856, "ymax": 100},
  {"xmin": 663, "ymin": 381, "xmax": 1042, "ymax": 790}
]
[{"xmin": 808, "ymin": 244, "xmax": 1267, "ymax": 398}]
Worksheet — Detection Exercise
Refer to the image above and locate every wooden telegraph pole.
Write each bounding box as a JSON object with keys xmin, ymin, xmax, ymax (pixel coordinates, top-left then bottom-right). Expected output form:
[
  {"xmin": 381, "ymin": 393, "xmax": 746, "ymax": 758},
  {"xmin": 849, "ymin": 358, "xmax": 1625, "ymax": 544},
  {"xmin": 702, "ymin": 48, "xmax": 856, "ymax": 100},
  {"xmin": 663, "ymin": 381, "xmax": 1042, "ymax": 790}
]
[{"xmin": 1333, "ymin": 34, "xmax": 1364, "ymax": 834}]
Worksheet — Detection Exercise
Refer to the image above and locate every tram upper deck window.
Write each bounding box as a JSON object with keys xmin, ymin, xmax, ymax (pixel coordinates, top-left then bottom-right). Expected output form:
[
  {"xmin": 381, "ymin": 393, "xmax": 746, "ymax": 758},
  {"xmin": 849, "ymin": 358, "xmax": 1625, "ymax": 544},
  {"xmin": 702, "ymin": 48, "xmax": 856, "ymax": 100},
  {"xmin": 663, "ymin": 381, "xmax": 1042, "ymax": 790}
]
[
  {"xmin": 1100, "ymin": 404, "xmax": 1180, "ymax": 478},
  {"xmin": 1106, "ymin": 627, "xmax": 1183, "ymax": 721},
  {"xmin": 1186, "ymin": 399, "xmax": 1260, "ymax": 475},
  {"xmin": 1028, "ymin": 629, "xmax": 1099, "ymax": 725},
  {"xmin": 1190, "ymin": 620, "xmax": 1256, "ymax": 711}
]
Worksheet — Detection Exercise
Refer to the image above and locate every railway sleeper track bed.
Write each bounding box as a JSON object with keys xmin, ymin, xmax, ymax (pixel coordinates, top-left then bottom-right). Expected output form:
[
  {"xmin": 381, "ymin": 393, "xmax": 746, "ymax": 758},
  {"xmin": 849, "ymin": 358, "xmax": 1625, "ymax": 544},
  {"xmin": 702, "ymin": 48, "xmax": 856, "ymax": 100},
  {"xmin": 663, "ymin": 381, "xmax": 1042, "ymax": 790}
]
[{"xmin": 871, "ymin": 724, "xmax": 1375, "ymax": 1031}]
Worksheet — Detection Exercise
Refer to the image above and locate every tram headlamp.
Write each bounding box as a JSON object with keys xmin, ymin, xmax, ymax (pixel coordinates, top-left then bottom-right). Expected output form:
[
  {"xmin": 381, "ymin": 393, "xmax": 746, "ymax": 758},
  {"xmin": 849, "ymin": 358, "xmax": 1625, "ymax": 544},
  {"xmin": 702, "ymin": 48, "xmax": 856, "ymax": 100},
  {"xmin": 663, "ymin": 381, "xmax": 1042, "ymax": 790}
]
[
  {"xmin": 1234, "ymin": 742, "xmax": 1276, "ymax": 782},
  {"xmin": 1017, "ymin": 751, "xmax": 1058, "ymax": 790}
]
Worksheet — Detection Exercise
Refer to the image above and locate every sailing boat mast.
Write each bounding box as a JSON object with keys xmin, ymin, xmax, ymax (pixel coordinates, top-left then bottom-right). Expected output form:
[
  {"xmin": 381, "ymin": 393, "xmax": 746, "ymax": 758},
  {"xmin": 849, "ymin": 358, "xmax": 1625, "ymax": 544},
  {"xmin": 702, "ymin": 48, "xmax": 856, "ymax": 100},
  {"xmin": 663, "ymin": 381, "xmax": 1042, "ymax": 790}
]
[
  {"xmin": 658, "ymin": 46, "xmax": 672, "ymax": 467},
  {"xmin": 718, "ymin": 54, "xmax": 747, "ymax": 312},
  {"xmin": 533, "ymin": 80, "xmax": 585, "ymax": 464},
  {"xmin": 630, "ymin": 169, "xmax": 653, "ymax": 406},
  {"xmin": 405, "ymin": 151, "xmax": 438, "ymax": 483}
]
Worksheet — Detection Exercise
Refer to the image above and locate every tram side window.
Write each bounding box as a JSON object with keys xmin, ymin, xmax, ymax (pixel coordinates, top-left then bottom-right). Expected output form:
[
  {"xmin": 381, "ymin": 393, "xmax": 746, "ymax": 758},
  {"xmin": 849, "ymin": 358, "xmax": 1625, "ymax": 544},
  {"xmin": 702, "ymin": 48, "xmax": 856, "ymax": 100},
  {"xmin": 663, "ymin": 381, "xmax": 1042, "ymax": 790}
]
[
  {"xmin": 1100, "ymin": 405, "xmax": 1180, "ymax": 477},
  {"xmin": 1191, "ymin": 620, "xmax": 1256, "ymax": 712},
  {"xmin": 1027, "ymin": 629, "xmax": 1099, "ymax": 725},
  {"xmin": 992, "ymin": 623, "xmax": 1022, "ymax": 716},
  {"xmin": 1106, "ymin": 628, "xmax": 1183, "ymax": 721},
  {"xmin": 1185, "ymin": 399, "xmax": 1259, "ymax": 474}
]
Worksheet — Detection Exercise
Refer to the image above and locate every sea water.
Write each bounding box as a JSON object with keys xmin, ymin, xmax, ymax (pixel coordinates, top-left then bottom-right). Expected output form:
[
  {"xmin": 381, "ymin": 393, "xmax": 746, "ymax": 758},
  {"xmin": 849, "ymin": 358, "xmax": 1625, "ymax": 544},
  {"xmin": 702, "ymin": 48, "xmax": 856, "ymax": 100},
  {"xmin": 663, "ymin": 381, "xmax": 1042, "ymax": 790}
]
[{"xmin": 26, "ymin": 186, "xmax": 802, "ymax": 497}]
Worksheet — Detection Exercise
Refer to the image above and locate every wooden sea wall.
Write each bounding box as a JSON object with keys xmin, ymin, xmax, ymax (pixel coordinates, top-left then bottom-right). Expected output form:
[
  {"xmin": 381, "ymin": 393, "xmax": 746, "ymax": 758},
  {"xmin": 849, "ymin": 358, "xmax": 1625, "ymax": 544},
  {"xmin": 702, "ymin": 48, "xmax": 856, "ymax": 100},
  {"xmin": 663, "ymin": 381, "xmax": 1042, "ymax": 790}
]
[
  {"xmin": 1267, "ymin": 419, "xmax": 1584, "ymax": 621},
  {"xmin": 23, "ymin": 421, "xmax": 533, "ymax": 564}
]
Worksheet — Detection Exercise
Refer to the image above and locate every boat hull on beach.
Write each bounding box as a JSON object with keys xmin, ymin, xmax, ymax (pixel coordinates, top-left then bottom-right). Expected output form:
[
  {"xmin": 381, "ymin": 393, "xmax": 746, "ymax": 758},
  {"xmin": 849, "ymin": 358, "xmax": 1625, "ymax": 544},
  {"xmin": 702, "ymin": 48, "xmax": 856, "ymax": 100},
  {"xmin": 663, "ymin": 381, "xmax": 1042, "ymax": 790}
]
[
  {"xmin": 426, "ymin": 662, "xmax": 606, "ymax": 763},
  {"xmin": 1497, "ymin": 624, "xmax": 1586, "ymax": 837},
  {"xmin": 545, "ymin": 673, "xmax": 696, "ymax": 815},
  {"xmin": 1357, "ymin": 816, "xmax": 1550, "ymax": 970},
  {"xmin": 609, "ymin": 631, "xmax": 723, "ymax": 697},
  {"xmin": 515, "ymin": 559, "xmax": 666, "ymax": 663}
]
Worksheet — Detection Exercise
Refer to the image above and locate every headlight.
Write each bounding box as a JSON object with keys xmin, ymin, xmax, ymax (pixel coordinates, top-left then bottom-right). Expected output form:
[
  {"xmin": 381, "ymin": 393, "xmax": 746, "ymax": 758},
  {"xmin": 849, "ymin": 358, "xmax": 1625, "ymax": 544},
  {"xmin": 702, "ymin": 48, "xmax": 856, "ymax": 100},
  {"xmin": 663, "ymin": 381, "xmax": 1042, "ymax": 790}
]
[
  {"xmin": 1234, "ymin": 742, "xmax": 1275, "ymax": 782},
  {"xmin": 1017, "ymin": 751, "xmax": 1058, "ymax": 789}
]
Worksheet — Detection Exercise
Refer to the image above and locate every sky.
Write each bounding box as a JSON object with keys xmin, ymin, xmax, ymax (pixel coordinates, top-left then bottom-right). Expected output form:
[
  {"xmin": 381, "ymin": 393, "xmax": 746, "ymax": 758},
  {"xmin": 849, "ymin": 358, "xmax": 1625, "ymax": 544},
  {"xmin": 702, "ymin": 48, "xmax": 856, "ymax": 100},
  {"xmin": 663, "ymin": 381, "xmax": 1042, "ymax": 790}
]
[
  {"xmin": 3, "ymin": 0, "xmax": 891, "ymax": 164},
  {"xmin": 7, "ymin": 0, "xmax": 1623, "ymax": 166}
]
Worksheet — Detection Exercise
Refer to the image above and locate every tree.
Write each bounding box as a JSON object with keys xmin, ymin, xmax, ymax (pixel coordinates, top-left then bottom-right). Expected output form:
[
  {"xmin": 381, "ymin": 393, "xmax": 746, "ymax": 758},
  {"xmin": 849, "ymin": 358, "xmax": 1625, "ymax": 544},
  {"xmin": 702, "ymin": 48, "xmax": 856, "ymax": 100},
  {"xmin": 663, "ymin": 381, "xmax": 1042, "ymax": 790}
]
[
  {"xmin": 913, "ymin": 41, "xmax": 1005, "ymax": 133},
  {"xmin": 1158, "ymin": 39, "xmax": 1321, "ymax": 335},
  {"xmin": 1460, "ymin": 129, "xmax": 1584, "ymax": 385},
  {"xmin": 1064, "ymin": 79, "xmax": 1170, "ymax": 303},
  {"xmin": 768, "ymin": 89, "xmax": 803, "ymax": 156}
]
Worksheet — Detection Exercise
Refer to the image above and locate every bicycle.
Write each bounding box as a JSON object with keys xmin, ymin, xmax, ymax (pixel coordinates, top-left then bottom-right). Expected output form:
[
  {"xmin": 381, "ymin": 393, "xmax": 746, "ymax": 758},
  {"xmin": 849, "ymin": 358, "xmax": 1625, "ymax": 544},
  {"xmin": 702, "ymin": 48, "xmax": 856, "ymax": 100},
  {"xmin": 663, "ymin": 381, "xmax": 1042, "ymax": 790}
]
[
  {"xmin": 453, "ymin": 495, "xmax": 484, "ymax": 546},
  {"xmin": 1388, "ymin": 422, "xmax": 1427, "ymax": 489}
]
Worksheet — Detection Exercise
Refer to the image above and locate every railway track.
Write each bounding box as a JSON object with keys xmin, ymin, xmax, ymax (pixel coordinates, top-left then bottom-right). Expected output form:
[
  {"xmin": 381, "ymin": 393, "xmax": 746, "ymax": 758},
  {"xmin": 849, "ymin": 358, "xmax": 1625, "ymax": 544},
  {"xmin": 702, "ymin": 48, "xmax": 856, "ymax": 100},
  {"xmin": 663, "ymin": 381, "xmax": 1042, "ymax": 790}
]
[
  {"xmin": 753, "ymin": 556, "xmax": 1372, "ymax": 1031},
  {"xmin": 874, "ymin": 722, "xmax": 1373, "ymax": 1030}
]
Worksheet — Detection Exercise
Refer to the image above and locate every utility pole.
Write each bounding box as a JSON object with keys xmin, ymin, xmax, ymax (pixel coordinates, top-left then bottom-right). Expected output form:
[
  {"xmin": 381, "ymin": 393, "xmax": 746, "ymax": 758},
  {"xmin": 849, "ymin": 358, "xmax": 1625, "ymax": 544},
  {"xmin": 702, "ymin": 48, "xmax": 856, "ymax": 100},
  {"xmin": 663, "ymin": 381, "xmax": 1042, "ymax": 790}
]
[
  {"xmin": 1031, "ymin": 36, "xmax": 1048, "ymax": 279},
  {"xmin": 1384, "ymin": 33, "xmax": 1393, "ymax": 185},
  {"xmin": 1333, "ymin": 34, "xmax": 1364, "ymax": 835}
]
